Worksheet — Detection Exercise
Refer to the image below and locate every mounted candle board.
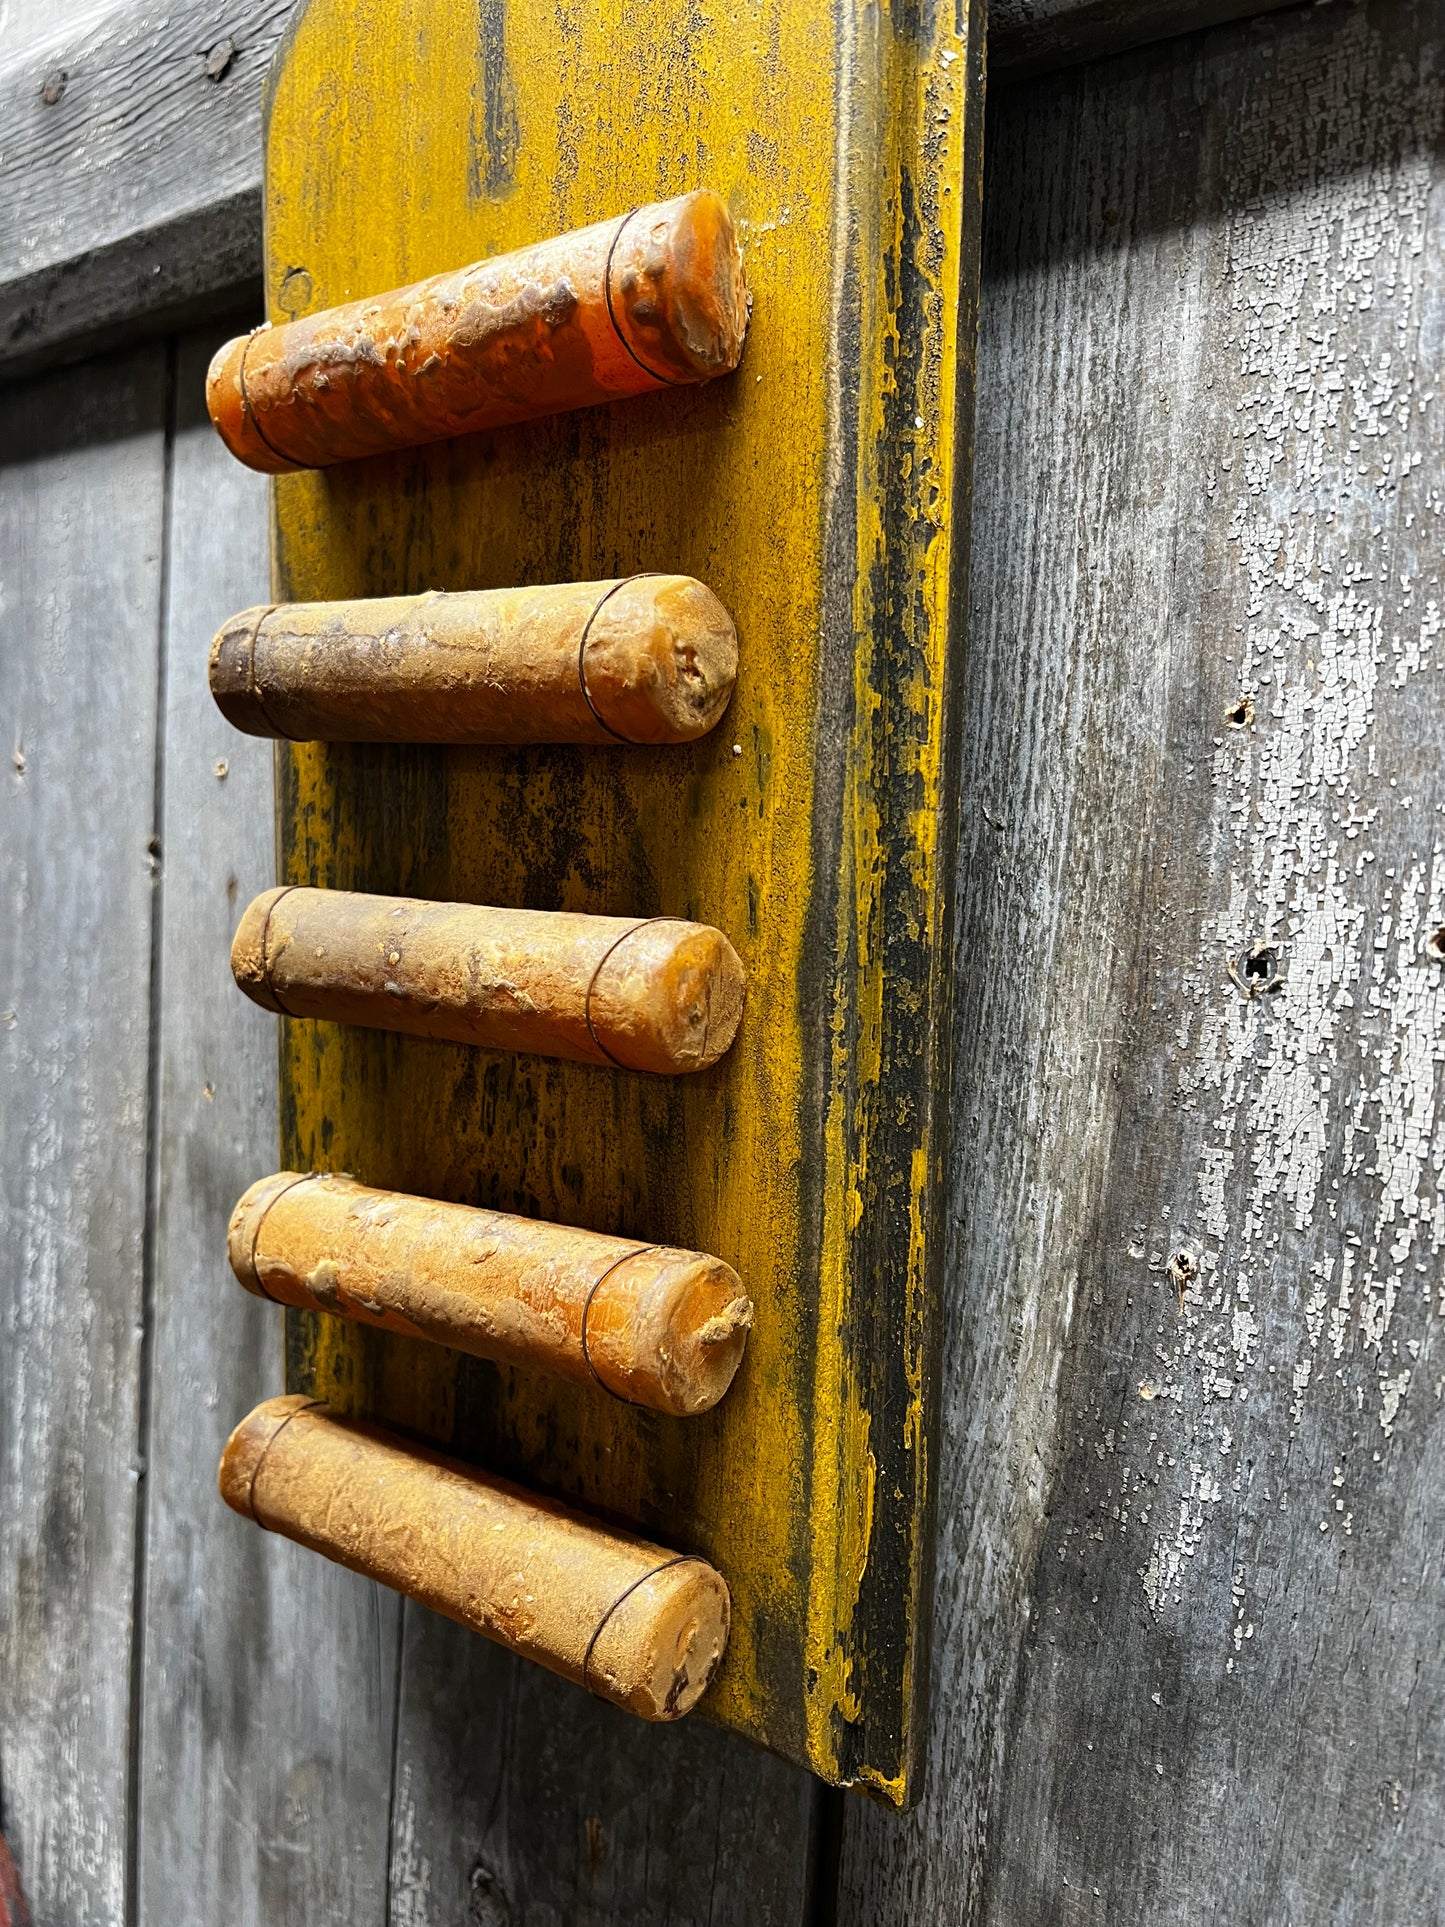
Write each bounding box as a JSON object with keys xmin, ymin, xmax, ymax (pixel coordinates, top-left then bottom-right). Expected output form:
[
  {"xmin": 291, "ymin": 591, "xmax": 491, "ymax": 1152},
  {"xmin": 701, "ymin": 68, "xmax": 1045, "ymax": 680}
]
[{"xmin": 243, "ymin": 0, "xmax": 984, "ymax": 1800}]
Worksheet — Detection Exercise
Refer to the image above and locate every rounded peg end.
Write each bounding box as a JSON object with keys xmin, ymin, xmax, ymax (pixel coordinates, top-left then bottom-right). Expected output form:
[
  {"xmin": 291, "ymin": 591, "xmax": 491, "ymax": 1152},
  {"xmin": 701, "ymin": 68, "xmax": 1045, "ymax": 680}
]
[
  {"xmin": 227, "ymin": 1171, "xmax": 312, "ymax": 1295},
  {"xmin": 206, "ymin": 334, "xmax": 303, "ymax": 475},
  {"xmin": 218, "ymin": 1394, "xmax": 317, "ymax": 1520},
  {"xmin": 588, "ymin": 1558, "xmax": 731, "ymax": 1721},
  {"xmin": 209, "ymin": 607, "xmax": 278, "ymax": 736},
  {"xmin": 230, "ymin": 888, "xmax": 292, "ymax": 1013},
  {"xmin": 608, "ymin": 190, "xmax": 750, "ymax": 386},
  {"xmin": 584, "ymin": 576, "xmax": 738, "ymax": 744},
  {"xmin": 591, "ymin": 921, "xmax": 745, "ymax": 1074},
  {"xmin": 588, "ymin": 1249, "xmax": 753, "ymax": 1415}
]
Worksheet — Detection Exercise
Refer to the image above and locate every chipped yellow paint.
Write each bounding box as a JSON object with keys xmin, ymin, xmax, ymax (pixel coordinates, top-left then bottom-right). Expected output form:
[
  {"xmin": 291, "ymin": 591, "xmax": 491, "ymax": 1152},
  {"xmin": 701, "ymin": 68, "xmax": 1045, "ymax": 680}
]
[{"xmin": 262, "ymin": 0, "xmax": 981, "ymax": 1795}]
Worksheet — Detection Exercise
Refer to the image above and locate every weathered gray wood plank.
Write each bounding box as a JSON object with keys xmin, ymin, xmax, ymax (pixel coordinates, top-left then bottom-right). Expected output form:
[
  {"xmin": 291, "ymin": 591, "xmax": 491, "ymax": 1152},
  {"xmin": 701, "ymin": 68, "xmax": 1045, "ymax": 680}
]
[
  {"xmin": 134, "ymin": 325, "xmax": 400, "ymax": 1926},
  {"xmin": 840, "ymin": 0, "xmax": 1445, "ymax": 1918},
  {"xmin": 0, "ymin": 345, "xmax": 167, "ymax": 1925},
  {"xmin": 0, "ymin": 0, "xmax": 1295, "ymax": 379},
  {"xmin": 387, "ymin": 1606, "xmax": 822, "ymax": 1926},
  {"xmin": 0, "ymin": 0, "xmax": 287, "ymax": 373},
  {"xmin": 988, "ymin": 0, "xmax": 1299, "ymax": 79}
]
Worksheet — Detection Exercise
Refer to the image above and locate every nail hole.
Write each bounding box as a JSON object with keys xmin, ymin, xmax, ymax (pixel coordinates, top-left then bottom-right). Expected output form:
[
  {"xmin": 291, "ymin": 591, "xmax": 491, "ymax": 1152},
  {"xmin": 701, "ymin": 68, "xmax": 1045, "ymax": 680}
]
[
  {"xmin": 1229, "ymin": 940, "xmax": 1284, "ymax": 998},
  {"xmin": 1427, "ymin": 926, "xmax": 1445, "ymax": 962},
  {"xmin": 40, "ymin": 69, "xmax": 67, "ymax": 105},
  {"xmin": 1166, "ymin": 1249, "xmax": 1198, "ymax": 1311},
  {"xmin": 1225, "ymin": 695, "xmax": 1255, "ymax": 729}
]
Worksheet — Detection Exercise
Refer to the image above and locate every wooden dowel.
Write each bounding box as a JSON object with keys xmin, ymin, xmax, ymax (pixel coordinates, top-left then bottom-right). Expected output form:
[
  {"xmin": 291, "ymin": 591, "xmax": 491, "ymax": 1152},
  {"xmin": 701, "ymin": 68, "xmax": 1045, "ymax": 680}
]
[
  {"xmin": 209, "ymin": 575, "xmax": 737, "ymax": 746},
  {"xmin": 229, "ymin": 1172, "xmax": 753, "ymax": 1415},
  {"xmin": 220, "ymin": 1397, "xmax": 730, "ymax": 1720},
  {"xmin": 231, "ymin": 888, "xmax": 745, "ymax": 1074},
  {"xmin": 207, "ymin": 190, "xmax": 749, "ymax": 474}
]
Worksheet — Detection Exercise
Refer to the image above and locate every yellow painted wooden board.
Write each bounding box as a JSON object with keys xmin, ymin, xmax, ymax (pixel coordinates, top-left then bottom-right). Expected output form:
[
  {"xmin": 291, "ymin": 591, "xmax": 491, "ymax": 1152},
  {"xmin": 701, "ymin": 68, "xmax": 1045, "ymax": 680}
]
[{"xmin": 263, "ymin": 0, "xmax": 983, "ymax": 1800}]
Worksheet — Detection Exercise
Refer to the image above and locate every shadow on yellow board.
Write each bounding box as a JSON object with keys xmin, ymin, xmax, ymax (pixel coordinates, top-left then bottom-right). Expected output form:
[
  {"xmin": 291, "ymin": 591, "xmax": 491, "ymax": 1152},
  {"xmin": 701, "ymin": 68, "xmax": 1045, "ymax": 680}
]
[{"xmin": 261, "ymin": 0, "xmax": 985, "ymax": 1802}]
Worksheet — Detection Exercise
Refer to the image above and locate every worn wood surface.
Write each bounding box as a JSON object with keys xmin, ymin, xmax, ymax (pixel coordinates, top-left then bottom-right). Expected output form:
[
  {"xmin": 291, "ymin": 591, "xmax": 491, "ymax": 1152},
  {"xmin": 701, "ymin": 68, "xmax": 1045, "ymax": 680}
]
[
  {"xmin": 988, "ymin": 0, "xmax": 1299, "ymax": 78},
  {"xmin": 387, "ymin": 1601, "xmax": 824, "ymax": 1925},
  {"xmin": 265, "ymin": 0, "xmax": 982, "ymax": 1798},
  {"xmin": 133, "ymin": 328, "xmax": 402, "ymax": 1924},
  {"xmin": 0, "ymin": 346, "xmax": 167, "ymax": 1925},
  {"xmin": 840, "ymin": 0, "xmax": 1445, "ymax": 1917},
  {"xmin": 0, "ymin": 0, "xmax": 287, "ymax": 374},
  {"xmin": 0, "ymin": 0, "xmax": 1295, "ymax": 379}
]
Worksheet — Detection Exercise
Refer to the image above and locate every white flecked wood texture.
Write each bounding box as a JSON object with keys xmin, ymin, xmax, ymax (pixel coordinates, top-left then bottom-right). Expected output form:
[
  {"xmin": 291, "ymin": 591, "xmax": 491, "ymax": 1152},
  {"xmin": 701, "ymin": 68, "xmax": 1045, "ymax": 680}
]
[{"xmin": 840, "ymin": 0, "xmax": 1445, "ymax": 1918}]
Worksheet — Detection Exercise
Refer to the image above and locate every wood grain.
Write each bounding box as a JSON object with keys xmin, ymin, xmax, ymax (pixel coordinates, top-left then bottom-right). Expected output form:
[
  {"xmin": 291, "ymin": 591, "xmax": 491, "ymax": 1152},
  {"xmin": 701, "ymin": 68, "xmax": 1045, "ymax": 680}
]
[
  {"xmin": 0, "ymin": 0, "xmax": 286, "ymax": 373},
  {"xmin": 840, "ymin": 0, "xmax": 1445, "ymax": 1916},
  {"xmin": 388, "ymin": 1604, "xmax": 823, "ymax": 1926},
  {"xmin": 133, "ymin": 327, "xmax": 401, "ymax": 1925},
  {"xmin": 0, "ymin": 345, "xmax": 166, "ymax": 1926}
]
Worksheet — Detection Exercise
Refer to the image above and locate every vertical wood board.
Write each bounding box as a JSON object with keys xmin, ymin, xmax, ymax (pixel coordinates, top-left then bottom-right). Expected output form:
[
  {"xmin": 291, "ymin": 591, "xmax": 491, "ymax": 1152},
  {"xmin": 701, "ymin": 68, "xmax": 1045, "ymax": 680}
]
[
  {"xmin": 387, "ymin": 1601, "xmax": 823, "ymax": 1925},
  {"xmin": 263, "ymin": 0, "xmax": 984, "ymax": 1797},
  {"xmin": 840, "ymin": 0, "xmax": 1445, "ymax": 1915},
  {"xmin": 0, "ymin": 347, "xmax": 166, "ymax": 1926}
]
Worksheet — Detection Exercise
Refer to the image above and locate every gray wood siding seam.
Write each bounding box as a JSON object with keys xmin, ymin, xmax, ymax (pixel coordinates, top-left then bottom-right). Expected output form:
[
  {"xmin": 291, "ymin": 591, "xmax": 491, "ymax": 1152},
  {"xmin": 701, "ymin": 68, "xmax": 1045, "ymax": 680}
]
[
  {"xmin": 383, "ymin": 1590, "xmax": 821, "ymax": 1924},
  {"xmin": 124, "ymin": 331, "xmax": 179, "ymax": 1927},
  {"xmin": 0, "ymin": 0, "xmax": 1298, "ymax": 381},
  {"xmin": 839, "ymin": 0, "xmax": 1445, "ymax": 1919}
]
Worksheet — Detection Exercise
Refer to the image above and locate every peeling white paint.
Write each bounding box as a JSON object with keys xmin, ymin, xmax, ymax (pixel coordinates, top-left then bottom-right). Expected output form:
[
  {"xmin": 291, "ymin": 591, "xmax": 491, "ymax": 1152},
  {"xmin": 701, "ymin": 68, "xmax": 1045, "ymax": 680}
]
[{"xmin": 1136, "ymin": 12, "xmax": 1445, "ymax": 1628}]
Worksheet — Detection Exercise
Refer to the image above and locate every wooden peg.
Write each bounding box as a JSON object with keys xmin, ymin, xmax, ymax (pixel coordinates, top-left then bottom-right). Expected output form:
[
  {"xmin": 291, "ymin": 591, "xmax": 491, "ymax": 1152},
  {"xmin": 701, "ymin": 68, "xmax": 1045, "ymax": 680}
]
[
  {"xmin": 206, "ymin": 190, "xmax": 749, "ymax": 473},
  {"xmin": 209, "ymin": 575, "xmax": 737, "ymax": 746},
  {"xmin": 229, "ymin": 1172, "xmax": 752, "ymax": 1415},
  {"xmin": 220, "ymin": 1397, "xmax": 730, "ymax": 1720},
  {"xmin": 231, "ymin": 888, "xmax": 745, "ymax": 1073}
]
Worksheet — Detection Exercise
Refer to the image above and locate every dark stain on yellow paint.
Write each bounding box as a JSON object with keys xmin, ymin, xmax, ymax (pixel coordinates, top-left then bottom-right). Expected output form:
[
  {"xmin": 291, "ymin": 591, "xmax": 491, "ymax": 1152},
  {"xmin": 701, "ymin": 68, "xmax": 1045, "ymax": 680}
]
[{"xmin": 469, "ymin": 0, "xmax": 518, "ymax": 201}]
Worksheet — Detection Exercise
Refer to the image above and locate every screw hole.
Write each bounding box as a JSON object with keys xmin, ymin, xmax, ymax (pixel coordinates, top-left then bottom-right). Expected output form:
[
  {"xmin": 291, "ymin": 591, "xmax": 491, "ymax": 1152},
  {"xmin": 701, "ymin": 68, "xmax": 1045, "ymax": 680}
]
[
  {"xmin": 1225, "ymin": 695, "xmax": 1255, "ymax": 729},
  {"xmin": 1229, "ymin": 940, "xmax": 1284, "ymax": 998},
  {"xmin": 1427, "ymin": 926, "xmax": 1445, "ymax": 963}
]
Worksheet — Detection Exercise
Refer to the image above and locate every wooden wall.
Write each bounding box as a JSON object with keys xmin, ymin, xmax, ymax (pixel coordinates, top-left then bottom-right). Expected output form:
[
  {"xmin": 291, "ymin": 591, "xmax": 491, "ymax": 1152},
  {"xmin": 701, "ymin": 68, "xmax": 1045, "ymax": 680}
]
[
  {"xmin": 1, "ymin": 0, "xmax": 1441, "ymax": 1919},
  {"xmin": 842, "ymin": 0, "xmax": 1445, "ymax": 1919}
]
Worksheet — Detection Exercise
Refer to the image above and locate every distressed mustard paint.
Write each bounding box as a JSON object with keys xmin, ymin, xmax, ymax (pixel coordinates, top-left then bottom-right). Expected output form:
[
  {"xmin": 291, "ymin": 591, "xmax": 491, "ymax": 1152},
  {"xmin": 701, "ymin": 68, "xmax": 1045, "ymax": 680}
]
[{"xmin": 262, "ymin": 0, "xmax": 981, "ymax": 1796}]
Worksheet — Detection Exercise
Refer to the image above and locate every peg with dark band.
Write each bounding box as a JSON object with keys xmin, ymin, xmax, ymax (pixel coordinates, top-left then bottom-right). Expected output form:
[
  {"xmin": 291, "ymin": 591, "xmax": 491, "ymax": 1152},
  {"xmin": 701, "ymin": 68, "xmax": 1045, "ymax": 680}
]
[
  {"xmin": 209, "ymin": 575, "xmax": 738, "ymax": 745},
  {"xmin": 206, "ymin": 190, "xmax": 749, "ymax": 473},
  {"xmin": 230, "ymin": 888, "xmax": 746, "ymax": 1074},
  {"xmin": 219, "ymin": 1397, "xmax": 730, "ymax": 1721},
  {"xmin": 229, "ymin": 1173, "xmax": 753, "ymax": 1415}
]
